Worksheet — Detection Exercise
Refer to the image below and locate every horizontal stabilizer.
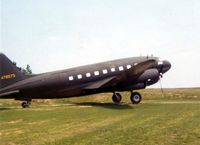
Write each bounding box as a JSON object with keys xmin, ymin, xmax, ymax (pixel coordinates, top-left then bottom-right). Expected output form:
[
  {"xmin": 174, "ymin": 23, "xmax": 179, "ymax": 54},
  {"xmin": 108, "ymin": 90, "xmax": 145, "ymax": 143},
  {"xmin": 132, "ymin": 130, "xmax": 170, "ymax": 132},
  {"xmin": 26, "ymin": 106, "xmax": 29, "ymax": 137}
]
[{"xmin": 0, "ymin": 90, "xmax": 19, "ymax": 97}]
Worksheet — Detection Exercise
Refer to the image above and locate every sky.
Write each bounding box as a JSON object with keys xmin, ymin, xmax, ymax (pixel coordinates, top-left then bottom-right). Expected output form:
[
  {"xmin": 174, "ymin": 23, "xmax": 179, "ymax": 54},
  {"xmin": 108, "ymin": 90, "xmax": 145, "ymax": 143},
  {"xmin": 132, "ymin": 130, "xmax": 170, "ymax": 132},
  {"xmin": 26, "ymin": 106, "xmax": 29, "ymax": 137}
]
[{"xmin": 1, "ymin": 0, "xmax": 200, "ymax": 88}]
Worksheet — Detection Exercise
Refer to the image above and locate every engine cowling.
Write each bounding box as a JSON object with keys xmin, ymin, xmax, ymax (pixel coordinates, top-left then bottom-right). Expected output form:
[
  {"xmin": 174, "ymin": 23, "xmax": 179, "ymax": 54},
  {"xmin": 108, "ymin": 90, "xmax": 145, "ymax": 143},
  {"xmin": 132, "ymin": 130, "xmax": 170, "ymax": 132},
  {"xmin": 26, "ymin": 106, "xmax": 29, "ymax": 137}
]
[
  {"xmin": 137, "ymin": 69, "xmax": 160, "ymax": 85},
  {"xmin": 116, "ymin": 69, "xmax": 160, "ymax": 91}
]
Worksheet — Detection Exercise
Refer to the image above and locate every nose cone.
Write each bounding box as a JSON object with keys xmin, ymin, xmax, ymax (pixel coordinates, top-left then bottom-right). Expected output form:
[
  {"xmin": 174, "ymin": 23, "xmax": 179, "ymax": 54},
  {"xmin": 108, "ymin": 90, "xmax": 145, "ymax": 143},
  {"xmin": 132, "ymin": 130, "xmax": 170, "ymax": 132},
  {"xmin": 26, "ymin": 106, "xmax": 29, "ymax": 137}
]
[{"xmin": 161, "ymin": 60, "xmax": 171, "ymax": 74}]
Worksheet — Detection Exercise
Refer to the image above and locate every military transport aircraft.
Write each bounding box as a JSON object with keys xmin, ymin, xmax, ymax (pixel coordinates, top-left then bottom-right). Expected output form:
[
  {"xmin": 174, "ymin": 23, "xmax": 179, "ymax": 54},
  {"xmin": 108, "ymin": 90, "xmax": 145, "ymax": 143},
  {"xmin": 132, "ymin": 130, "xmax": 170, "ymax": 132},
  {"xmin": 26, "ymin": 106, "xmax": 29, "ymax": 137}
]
[{"xmin": 0, "ymin": 53, "xmax": 171, "ymax": 108}]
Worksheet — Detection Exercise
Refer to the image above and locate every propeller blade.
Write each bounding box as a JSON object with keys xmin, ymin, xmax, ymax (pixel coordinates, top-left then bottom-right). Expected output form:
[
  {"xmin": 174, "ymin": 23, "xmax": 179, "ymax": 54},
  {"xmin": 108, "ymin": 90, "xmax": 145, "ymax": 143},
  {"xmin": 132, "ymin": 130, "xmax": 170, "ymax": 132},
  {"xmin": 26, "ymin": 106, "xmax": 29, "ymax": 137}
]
[{"xmin": 159, "ymin": 76, "xmax": 164, "ymax": 97}]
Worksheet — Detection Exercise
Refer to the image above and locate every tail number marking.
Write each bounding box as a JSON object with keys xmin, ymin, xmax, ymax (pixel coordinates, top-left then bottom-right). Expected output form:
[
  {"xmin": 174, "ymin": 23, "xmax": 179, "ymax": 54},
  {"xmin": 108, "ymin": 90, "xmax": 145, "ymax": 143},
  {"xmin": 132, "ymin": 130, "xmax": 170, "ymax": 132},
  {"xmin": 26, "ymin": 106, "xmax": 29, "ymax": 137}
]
[{"xmin": 1, "ymin": 74, "xmax": 16, "ymax": 80}]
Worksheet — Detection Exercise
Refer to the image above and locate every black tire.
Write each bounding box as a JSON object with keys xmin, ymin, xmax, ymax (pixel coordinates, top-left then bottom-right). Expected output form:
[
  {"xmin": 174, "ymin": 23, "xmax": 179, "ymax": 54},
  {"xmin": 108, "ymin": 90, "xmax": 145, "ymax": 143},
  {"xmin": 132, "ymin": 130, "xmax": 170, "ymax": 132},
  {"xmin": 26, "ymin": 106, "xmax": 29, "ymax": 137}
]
[
  {"xmin": 21, "ymin": 102, "xmax": 29, "ymax": 108},
  {"xmin": 130, "ymin": 92, "xmax": 142, "ymax": 104},
  {"xmin": 112, "ymin": 93, "xmax": 122, "ymax": 103}
]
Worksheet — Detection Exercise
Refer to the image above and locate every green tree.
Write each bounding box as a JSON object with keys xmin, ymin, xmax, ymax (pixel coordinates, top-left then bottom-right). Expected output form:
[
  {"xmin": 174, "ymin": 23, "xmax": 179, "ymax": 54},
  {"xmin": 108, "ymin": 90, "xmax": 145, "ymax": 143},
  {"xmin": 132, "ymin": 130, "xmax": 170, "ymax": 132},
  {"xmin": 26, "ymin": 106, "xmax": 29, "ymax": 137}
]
[
  {"xmin": 22, "ymin": 64, "xmax": 32, "ymax": 75},
  {"xmin": 12, "ymin": 62, "xmax": 32, "ymax": 75},
  {"xmin": 25, "ymin": 64, "xmax": 32, "ymax": 75}
]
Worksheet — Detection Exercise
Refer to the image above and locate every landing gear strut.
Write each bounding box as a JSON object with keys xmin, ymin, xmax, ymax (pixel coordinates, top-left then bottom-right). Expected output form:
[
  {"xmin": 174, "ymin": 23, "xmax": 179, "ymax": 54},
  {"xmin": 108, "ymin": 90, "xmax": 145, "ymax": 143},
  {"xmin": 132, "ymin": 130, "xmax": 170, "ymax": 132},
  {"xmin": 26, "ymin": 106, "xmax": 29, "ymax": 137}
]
[
  {"xmin": 130, "ymin": 92, "xmax": 142, "ymax": 104},
  {"xmin": 21, "ymin": 101, "xmax": 31, "ymax": 108},
  {"xmin": 112, "ymin": 93, "xmax": 122, "ymax": 104}
]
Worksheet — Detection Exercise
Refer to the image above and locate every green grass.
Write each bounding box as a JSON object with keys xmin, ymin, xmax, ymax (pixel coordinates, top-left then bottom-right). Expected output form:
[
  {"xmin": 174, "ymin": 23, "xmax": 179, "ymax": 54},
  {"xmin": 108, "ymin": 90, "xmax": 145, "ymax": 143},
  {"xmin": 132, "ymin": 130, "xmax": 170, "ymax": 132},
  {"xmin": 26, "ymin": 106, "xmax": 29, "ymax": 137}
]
[{"xmin": 0, "ymin": 88, "xmax": 200, "ymax": 145}]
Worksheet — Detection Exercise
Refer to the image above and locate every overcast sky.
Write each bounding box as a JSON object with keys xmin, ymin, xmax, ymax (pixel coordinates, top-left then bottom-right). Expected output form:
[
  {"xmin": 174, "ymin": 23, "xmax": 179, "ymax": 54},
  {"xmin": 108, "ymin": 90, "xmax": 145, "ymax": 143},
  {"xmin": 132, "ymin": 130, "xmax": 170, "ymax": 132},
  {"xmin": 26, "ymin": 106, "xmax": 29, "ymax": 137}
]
[{"xmin": 1, "ymin": 0, "xmax": 200, "ymax": 88}]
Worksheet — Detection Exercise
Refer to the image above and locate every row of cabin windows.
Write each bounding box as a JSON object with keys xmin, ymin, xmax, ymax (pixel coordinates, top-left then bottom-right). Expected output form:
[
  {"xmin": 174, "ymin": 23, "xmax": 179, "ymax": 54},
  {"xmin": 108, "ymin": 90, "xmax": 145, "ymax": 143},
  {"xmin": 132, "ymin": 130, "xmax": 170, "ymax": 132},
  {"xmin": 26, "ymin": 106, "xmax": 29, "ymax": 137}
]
[{"xmin": 68, "ymin": 64, "xmax": 132, "ymax": 81}]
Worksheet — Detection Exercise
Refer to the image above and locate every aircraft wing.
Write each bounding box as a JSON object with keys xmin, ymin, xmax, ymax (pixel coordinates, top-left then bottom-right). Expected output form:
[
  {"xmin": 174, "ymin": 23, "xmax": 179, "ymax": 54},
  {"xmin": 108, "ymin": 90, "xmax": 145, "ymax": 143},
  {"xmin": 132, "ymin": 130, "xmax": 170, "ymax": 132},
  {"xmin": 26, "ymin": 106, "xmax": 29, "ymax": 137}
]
[
  {"xmin": 84, "ymin": 59, "xmax": 156, "ymax": 90},
  {"xmin": 84, "ymin": 77, "xmax": 115, "ymax": 89},
  {"xmin": 122, "ymin": 59, "xmax": 156, "ymax": 78}
]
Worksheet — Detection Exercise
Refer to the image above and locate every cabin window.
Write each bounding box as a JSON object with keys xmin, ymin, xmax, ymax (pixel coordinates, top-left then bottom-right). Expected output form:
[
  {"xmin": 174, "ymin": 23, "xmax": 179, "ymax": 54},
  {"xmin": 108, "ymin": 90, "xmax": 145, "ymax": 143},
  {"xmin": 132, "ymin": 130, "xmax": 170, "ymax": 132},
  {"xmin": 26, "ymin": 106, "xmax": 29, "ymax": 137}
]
[
  {"xmin": 77, "ymin": 74, "xmax": 82, "ymax": 79},
  {"xmin": 119, "ymin": 66, "xmax": 124, "ymax": 71},
  {"xmin": 102, "ymin": 69, "xmax": 108, "ymax": 74},
  {"xmin": 94, "ymin": 71, "xmax": 99, "ymax": 76},
  {"xmin": 86, "ymin": 72, "xmax": 91, "ymax": 77},
  {"xmin": 69, "ymin": 76, "xmax": 74, "ymax": 81},
  {"xmin": 111, "ymin": 67, "xmax": 115, "ymax": 72},
  {"xmin": 127, "ymin": 65, "xmax": 131, "ymax": 69},
  {"xmin": 158, "ymin": 61, "xmax": 163, "ymax": 65}
]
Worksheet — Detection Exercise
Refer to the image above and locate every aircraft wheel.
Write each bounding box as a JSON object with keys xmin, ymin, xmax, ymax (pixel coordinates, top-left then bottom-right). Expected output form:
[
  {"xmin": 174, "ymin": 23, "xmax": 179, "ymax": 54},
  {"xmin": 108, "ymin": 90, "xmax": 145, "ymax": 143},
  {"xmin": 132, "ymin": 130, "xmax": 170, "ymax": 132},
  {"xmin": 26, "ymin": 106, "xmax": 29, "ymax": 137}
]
[
  {"xmin": 130, "ymin": 92, "xmax": 142, "ymax": 104},
  {"xmin": 21, "ymin": 102, "xmax": 30, "ymax": 108},
  {"xmin": 112, "ymin": 93, "xmax": 122, "ymax": 104}
]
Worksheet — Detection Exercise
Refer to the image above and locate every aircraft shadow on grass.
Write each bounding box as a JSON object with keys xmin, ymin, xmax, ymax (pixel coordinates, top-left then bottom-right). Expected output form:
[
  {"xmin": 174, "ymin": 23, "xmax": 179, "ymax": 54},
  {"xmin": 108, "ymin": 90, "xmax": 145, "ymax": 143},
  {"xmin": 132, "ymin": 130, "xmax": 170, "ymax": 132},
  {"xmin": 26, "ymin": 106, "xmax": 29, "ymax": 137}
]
[
  {"xmin": 0, "ymin": 107, "xmax": 15, "ymax": 111},
  {"xmin": 72, "ymin": 102, "xmax": 134, "ymax": 109},
  {"xmin": 0, "ymin": 102, "xmax": 133, "ymax": 110}
]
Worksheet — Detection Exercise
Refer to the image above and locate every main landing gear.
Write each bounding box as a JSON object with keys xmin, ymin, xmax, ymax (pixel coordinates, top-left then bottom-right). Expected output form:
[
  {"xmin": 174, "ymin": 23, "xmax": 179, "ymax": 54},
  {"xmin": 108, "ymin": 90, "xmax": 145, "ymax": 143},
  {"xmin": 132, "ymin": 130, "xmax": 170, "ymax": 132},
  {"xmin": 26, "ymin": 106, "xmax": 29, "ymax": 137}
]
[
  {"xmin": 112, "ymin": 91, "xmax": 142, "ymax": 104},
  {"xmin": 21, "ymin": 101, "xmax": 31, "ymax": 108},
  {"xmin": 130, "ymin": 92, "xmax": 142, "ymax": 104},
  {"xmin": 112, "ymin": 93, "xmax": 122, "ymax": 103}
]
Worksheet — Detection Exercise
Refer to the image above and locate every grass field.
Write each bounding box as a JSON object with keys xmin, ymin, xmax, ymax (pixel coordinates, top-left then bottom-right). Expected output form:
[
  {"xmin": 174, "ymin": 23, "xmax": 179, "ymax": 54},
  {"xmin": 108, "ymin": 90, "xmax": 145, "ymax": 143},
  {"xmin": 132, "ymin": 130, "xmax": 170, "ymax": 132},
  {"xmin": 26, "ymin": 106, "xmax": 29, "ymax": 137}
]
[{"xmin": 0, "ymin": 88, "xmax": 200, "ymax": 145}]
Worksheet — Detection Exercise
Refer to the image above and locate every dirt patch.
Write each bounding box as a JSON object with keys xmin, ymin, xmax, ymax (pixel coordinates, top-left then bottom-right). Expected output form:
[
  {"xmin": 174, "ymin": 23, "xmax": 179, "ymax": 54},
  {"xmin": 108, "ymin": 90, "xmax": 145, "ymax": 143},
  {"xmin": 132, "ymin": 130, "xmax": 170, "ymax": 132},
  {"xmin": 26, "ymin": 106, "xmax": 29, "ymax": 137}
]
[
  {"xmin": 1, "ymin": 119, "xmax": 23, "ymax": 125},
  {"xmin": 8, "ymin": 119, "xmax": 23, "ymax": 124},
  {"xmin": 27, "ymin": 120, "xmax": 49, "ymax": 125},
  {"xmin": 1, "ymin": 128, "xmax": 24, "ymax": 136}
]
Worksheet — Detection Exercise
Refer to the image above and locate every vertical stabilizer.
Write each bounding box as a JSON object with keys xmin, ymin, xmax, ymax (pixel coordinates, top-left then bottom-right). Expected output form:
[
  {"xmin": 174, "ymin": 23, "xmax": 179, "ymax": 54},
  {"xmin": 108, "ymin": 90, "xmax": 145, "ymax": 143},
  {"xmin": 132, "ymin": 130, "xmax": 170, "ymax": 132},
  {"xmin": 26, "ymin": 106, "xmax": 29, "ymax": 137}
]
[{"xmin": 0, "ymin": 53, "xmax": 25, "ymax": 89}]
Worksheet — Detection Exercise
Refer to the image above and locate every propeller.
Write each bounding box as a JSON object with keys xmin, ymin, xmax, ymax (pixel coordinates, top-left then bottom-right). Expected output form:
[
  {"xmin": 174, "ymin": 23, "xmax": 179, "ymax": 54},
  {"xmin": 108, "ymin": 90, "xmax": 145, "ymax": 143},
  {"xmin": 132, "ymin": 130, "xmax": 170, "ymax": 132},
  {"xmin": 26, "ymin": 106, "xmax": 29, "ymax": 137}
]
[
  {"xmin": 159, "ymin": 73, "xmax": 164, "ymax": 97},
  {"xmin": 158, "ymin": 60, "xmax": 165, "ymax": 97},
  {"xmin": 157, "ymin": 59, "xmax": 171, "ymax": 98}
]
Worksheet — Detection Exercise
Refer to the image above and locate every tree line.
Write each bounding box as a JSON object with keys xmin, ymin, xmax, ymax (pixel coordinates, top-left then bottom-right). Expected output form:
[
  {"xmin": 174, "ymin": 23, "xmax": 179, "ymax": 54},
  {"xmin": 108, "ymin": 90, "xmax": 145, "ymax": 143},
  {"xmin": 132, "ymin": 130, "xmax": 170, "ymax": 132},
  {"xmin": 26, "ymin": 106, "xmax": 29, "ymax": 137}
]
[{"xmin": 12, "ymin": 62, "xmax": 32, "ymax": 75}]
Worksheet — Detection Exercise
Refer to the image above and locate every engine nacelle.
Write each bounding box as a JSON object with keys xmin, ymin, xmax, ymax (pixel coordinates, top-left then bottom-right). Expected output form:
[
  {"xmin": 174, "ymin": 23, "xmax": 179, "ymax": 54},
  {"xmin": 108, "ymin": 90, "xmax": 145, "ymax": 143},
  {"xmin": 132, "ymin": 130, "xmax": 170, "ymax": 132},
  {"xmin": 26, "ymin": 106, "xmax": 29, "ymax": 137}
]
[{"xmin": 137, "ymin": 69, "xmax": 160, "ymax": 85}]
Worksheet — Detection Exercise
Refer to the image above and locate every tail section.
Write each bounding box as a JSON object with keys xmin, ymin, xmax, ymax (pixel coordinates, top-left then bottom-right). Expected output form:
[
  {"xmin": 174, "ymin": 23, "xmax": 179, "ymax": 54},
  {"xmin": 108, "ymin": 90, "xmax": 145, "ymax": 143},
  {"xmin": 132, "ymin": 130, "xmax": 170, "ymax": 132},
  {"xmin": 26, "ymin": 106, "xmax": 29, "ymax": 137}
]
[{"xmin": 0, "ymin": 53, "xmax": 25, "ymax": 89}]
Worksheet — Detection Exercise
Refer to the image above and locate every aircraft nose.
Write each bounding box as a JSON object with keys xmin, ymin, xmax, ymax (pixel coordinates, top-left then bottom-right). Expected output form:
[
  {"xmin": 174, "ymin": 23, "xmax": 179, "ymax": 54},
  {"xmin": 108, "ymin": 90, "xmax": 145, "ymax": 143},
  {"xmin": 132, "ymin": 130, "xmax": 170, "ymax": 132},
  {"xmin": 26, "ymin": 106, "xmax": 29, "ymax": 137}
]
[{"xmin": 161, "ymin": 60, "xmax": 171, "ymax": 74}]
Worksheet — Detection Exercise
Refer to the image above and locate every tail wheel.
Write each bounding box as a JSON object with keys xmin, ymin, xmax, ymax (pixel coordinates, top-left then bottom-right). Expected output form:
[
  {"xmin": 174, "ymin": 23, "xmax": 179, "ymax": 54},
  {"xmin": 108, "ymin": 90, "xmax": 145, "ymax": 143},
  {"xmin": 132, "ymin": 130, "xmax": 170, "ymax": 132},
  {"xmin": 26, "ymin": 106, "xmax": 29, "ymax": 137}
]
[
  {"xmin": 112, "ymin": 93, "xmax": 122, "ymax": 104},
  {"xmin": 130, "ymin": 92, "xmax": 142, "ymax": 104}
]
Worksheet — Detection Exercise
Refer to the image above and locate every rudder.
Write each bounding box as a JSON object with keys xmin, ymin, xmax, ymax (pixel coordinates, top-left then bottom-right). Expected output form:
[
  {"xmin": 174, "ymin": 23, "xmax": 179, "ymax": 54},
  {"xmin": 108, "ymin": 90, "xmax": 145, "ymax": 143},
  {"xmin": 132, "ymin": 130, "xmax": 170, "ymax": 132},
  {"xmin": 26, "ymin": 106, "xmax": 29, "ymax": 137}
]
[{"xmin": 0, "ymin": 53, "xmax": 25, "ymax": 89}]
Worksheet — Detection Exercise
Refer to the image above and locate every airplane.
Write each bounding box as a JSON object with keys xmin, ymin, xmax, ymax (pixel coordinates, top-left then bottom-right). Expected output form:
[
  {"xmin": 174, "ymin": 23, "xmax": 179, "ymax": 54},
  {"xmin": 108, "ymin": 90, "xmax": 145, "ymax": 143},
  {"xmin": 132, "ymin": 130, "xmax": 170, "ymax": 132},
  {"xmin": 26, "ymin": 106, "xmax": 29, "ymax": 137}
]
[{"xmin": 0, "ymin": 53, "xmax": 171, "ymax": 108}]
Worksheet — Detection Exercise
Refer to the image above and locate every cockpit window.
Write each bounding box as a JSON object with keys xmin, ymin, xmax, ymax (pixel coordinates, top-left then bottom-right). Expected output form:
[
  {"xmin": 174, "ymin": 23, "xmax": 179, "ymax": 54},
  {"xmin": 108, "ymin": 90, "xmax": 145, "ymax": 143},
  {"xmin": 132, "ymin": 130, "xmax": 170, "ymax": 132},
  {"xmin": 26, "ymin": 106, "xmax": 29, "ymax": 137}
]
[{"xmin": 158, "ymin": 61, "xmax": 163, "ymax": 65}]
